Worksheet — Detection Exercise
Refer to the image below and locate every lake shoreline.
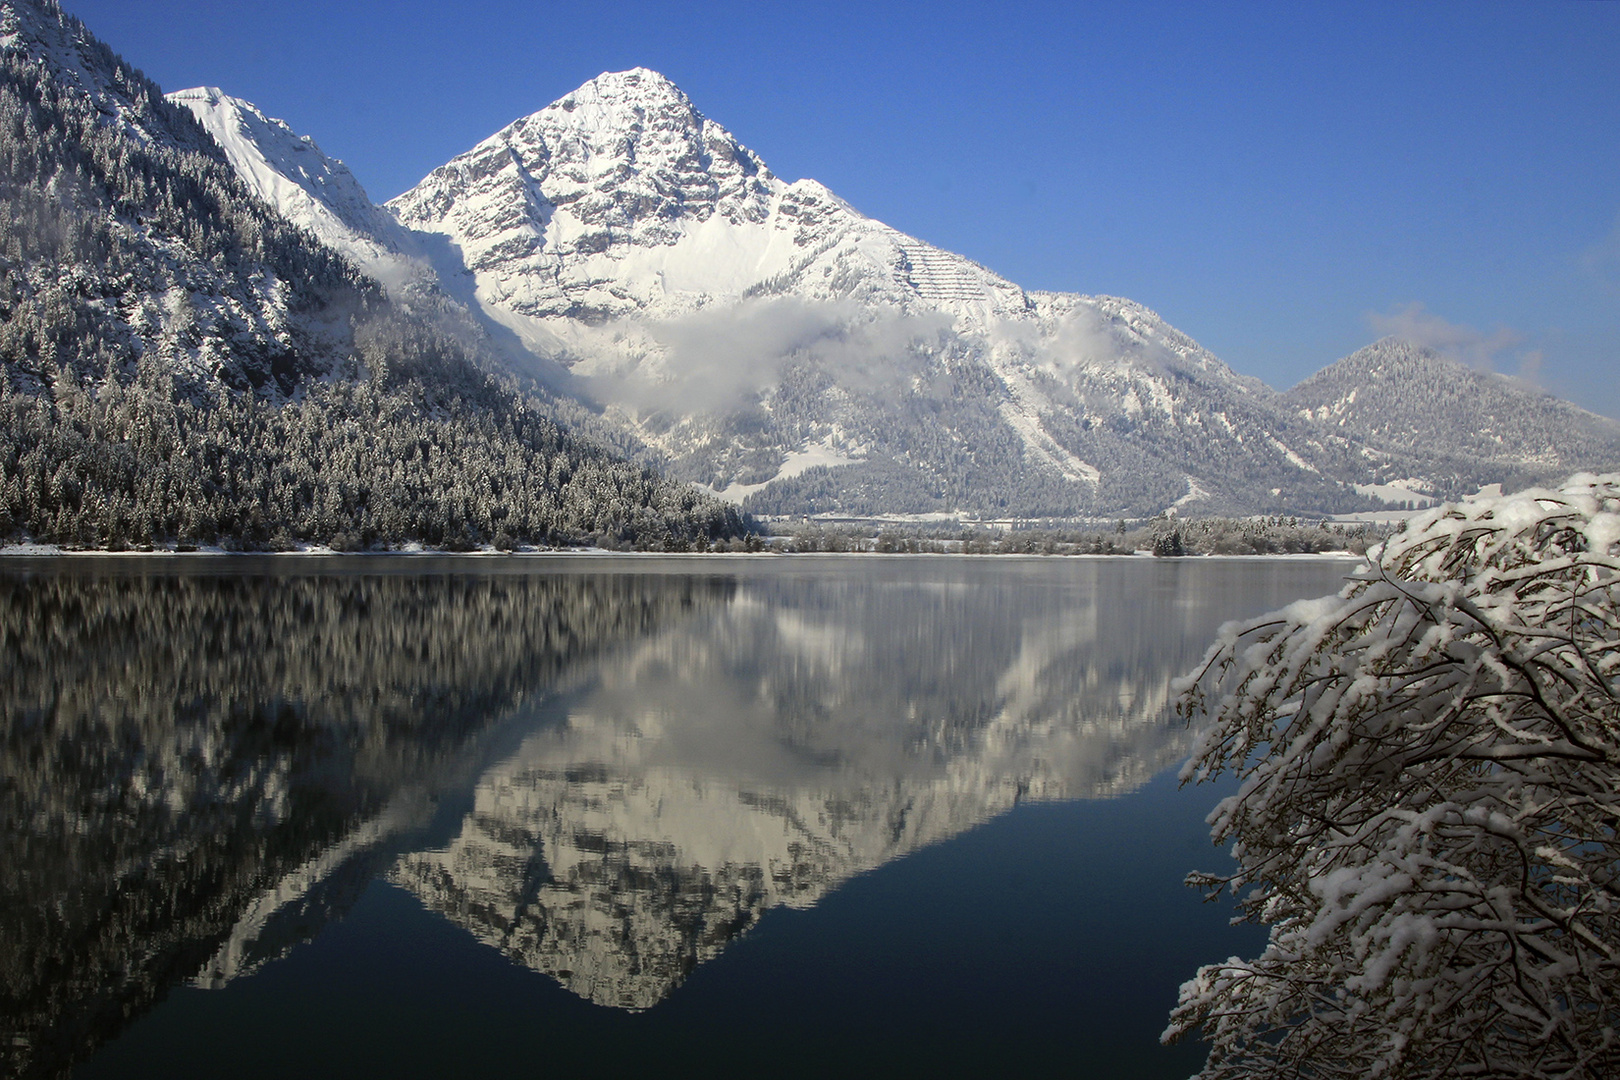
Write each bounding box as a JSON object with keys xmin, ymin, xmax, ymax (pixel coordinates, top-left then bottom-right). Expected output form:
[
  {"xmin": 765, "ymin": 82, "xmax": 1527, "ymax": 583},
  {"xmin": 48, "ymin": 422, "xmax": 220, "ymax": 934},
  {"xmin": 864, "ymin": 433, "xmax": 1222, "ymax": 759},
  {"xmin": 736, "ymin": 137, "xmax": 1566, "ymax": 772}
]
[{"xmin": 0, "ymin": 544, "xmax": 1368, "ymax": 561}]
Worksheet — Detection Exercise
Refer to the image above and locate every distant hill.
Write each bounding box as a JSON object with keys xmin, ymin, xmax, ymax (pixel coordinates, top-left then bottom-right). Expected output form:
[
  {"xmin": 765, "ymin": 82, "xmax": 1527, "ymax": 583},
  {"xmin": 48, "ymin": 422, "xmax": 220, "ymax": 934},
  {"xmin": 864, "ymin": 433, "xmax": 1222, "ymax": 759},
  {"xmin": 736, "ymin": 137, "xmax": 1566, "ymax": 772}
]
[{"xmin": 1283, "ymin": 338, "xmax": 1620, "ymax": 498}]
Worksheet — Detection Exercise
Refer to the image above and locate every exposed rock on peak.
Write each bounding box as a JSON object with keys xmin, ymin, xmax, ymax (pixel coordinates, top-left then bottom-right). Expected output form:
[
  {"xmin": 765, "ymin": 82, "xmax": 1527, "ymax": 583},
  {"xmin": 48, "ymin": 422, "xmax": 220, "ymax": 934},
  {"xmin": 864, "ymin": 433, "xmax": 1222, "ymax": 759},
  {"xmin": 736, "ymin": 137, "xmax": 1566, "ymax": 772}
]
[
  {"xmin": 388, "ymin": 66, "xmax": 783, "ymax": 322},
  {"xmin": 386, "ymin": 68, "xmax": 1043, "ymax": 327}
]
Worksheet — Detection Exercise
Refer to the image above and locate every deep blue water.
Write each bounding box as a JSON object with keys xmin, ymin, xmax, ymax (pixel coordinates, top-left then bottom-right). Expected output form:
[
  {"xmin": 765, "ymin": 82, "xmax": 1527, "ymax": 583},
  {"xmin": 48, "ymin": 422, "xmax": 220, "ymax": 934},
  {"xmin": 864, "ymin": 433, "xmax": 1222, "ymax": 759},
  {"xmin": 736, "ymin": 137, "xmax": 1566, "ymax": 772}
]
[{"xmin": 0, "ymin": 554, "xmax": 1354, "ymax": 1079}]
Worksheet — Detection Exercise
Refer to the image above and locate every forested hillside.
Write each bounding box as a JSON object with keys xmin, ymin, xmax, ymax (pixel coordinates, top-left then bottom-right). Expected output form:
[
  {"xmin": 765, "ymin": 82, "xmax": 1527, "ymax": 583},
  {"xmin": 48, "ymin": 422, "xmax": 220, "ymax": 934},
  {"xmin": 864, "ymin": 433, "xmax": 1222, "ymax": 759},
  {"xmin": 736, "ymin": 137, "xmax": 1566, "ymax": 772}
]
[
  {"xmin": 0, "ymin": 0, "xmax": 748, "ymax": 550},
  {"xmin": 1284, "ymin": 338, "xmax": 1620, "ymax": 498},
  {"xmin": 0, "ymin": 321, "xmax": 745, "ymax": 550}
]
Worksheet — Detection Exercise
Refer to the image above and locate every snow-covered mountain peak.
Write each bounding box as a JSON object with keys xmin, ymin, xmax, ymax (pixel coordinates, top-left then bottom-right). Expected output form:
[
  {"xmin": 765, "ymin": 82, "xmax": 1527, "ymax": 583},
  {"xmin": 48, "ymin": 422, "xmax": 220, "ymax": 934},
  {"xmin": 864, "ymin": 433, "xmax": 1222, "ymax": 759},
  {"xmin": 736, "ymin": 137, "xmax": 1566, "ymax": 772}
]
[
  {"xmin": 168, "ymin": 86, "xmax": 320, "ymax": 154},
  {"xmin": 391, "ymin": 67, "xmax": 779, "ymax": 292},
  {"xmin": 1282, "ymin": 337, "xmax": 1620, "ymax": 487},
  {"xmin": 536, "ymin": 68, "xmax": 766, "ymax": 183},
  {"xmin": 550, "ymin": 66, "xmax": 703, "ymax": 126},
  {"xmin": 192, "ymin": 58, "xmax": 1612, "ymax": 515},
  {"xmin": 368, "ymin": 67, "xmax": 1356, "ymax": 511},
  {"xmin": 386, "ymin": 68, "xmax": 1046, "ymax": 331}
]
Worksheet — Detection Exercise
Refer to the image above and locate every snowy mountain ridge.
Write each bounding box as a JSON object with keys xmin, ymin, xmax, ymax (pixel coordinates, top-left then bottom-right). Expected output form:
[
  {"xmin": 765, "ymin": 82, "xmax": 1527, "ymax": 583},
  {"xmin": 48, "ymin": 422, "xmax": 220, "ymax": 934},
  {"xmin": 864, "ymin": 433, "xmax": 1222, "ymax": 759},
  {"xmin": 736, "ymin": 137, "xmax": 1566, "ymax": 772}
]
[
  {"xmin": 373, "ymin": 69, "xmax": 1374, "ymax": 516},
  {"xmin": 171, "ymin": 65, "xmax": 1620, "ymax": 516},
  {"xmin": 167, "ymin": 86, "xmax": 433, "ymax": 299}
]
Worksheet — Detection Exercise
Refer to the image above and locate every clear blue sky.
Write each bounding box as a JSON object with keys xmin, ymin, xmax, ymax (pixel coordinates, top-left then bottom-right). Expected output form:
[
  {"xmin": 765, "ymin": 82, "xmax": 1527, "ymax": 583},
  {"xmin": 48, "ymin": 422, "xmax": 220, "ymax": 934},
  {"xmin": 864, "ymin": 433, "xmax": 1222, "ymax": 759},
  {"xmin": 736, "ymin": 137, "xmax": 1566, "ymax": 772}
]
[{"xmin": 62, "ymin": 0, "xmax": 1620, "ymax": 418}]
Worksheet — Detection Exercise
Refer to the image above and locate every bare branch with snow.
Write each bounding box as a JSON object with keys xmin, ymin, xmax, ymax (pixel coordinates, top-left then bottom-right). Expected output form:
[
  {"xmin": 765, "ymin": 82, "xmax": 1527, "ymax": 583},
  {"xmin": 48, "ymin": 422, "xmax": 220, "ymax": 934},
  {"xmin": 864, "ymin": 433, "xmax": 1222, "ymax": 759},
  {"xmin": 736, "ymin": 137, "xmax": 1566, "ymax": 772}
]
[{"xmin": 1166, "ymin": 473, "xmax": 1620, "ymax": 1079}]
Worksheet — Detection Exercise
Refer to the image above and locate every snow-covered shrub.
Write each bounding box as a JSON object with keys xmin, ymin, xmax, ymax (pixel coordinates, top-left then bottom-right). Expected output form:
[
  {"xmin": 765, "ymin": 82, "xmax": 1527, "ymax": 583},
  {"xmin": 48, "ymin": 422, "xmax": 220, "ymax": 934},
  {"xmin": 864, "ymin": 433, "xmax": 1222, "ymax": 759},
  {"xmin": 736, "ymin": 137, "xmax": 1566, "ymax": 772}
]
[{"xmin": 1164, "ymin": 474, "xmax": 1620, "ymax": 1079}]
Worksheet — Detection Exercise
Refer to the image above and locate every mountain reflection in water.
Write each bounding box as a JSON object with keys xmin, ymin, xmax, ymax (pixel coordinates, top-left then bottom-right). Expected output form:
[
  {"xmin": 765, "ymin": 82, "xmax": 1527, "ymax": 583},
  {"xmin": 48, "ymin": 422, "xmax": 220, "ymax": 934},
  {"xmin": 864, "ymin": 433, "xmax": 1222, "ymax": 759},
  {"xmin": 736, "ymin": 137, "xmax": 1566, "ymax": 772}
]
[{"xmin": 0, "ymin": 555, "xmax": 1352, "ymax": 1079}]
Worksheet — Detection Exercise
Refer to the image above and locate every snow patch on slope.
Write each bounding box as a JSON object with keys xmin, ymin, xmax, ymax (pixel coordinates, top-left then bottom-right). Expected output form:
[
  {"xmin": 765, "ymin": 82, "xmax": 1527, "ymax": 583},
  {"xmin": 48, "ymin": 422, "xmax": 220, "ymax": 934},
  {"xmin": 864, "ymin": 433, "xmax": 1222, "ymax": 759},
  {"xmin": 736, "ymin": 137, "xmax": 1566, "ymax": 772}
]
[
  {"xmin": 1353, "ymin": 479, "xmax": 1437, "ymax": 506},
  {"xmin": 1175, "ymin": 476, "xmax": 1213, "ymax": 509},
  {"xmin": 168, "ymin": 87, "xmax": 434, "ymax": 297},
  {"xmin": 695, "ymin": 436, "xmax": 862, "ymax": 504},
  {"xmin": 1265, "ymin": 434, "xmax": 1319, "ymax": 473}
]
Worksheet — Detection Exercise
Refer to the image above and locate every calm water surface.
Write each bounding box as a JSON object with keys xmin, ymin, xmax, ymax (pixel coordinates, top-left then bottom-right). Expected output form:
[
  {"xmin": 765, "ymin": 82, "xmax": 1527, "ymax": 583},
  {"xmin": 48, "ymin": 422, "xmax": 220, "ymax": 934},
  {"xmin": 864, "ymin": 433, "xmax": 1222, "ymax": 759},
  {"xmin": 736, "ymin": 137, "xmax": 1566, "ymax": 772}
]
[{"xmin": 0, "ymin": 555, "xmax": 1356, "ymax": 1079}]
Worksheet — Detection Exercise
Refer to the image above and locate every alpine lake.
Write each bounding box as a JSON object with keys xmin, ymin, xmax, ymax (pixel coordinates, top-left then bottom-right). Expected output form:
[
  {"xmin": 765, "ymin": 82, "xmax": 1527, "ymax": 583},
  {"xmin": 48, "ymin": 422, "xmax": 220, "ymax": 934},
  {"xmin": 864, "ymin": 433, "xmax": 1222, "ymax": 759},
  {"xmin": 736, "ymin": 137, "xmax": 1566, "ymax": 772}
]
[{"xmin": 1, "ymin": 553, "xmax": 1359, "ymax": 1079}]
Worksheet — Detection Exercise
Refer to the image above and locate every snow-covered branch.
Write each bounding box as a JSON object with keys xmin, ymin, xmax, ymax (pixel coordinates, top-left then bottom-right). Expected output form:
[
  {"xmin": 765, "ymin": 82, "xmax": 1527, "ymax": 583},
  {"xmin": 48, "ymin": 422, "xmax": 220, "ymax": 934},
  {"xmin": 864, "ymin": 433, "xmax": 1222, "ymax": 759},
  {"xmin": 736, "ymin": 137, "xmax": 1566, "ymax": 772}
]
[{"xmin": 1166, "ymin": 474, "xmax": 1620, "ymax": 1079}]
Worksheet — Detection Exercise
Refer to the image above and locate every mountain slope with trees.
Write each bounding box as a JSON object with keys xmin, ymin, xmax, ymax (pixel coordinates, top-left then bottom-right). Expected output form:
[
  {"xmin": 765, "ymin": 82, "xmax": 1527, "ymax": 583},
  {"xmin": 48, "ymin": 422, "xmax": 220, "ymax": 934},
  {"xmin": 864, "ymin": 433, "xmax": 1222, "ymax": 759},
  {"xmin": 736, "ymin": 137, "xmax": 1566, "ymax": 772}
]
[
  {"xmin": 0, "ymin": 0, "xmax": 747, "ymax": 549},
  {"xmin": 1284, "ymin": 338, "xmax": 1620, "ymax": 500}
]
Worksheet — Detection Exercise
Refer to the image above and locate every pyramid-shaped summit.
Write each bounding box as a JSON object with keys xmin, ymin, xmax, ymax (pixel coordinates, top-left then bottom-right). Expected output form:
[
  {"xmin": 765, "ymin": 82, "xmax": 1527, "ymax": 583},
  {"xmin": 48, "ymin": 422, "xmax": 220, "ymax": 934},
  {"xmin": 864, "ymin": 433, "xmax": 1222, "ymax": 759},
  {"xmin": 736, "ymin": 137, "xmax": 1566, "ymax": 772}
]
[
  {"xmin": 388, "ymin": 67, "xmax": 783, "ymax": 315},
  {"xmin": 526, "ymin": 66, "xmax": 775, "ymax": 201},
  {"xmin": 386, "ymin": 67, "xmax": 1039, "ymax": 324},
  {"xmin": 549, "ymin": 67, "xmax": 708, "ymax": 127}
]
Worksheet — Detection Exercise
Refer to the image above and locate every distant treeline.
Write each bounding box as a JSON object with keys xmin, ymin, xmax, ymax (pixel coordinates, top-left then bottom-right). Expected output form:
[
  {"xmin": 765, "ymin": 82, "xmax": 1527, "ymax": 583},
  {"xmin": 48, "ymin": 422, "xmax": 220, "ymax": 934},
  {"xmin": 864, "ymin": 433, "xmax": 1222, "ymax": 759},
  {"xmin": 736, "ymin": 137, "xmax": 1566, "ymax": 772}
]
[{"xmin": 769, "ymin": 516, "xmax": 1383, "ymax": 556}]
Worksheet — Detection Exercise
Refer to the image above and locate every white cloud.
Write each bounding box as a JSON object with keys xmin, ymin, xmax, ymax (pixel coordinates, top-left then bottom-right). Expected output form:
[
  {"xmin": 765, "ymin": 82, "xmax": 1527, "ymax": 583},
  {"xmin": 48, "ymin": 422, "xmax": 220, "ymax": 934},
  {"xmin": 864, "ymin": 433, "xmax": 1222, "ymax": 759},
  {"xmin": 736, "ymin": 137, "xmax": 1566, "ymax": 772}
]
[
  {"xmin": 585, "ymin": 298, "xmax": 953, "ymax": 414},
  {"xmin": 1365, "ymin": 302, "xmax": 1521, "ymax": 372},
  {"xmin": 1513, "ymin": 349, "xmax": 1544, "ymax": 384},
  {"xmin": 986, "ymin": 305, "xmax": 1176, "ymax": 379}
]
